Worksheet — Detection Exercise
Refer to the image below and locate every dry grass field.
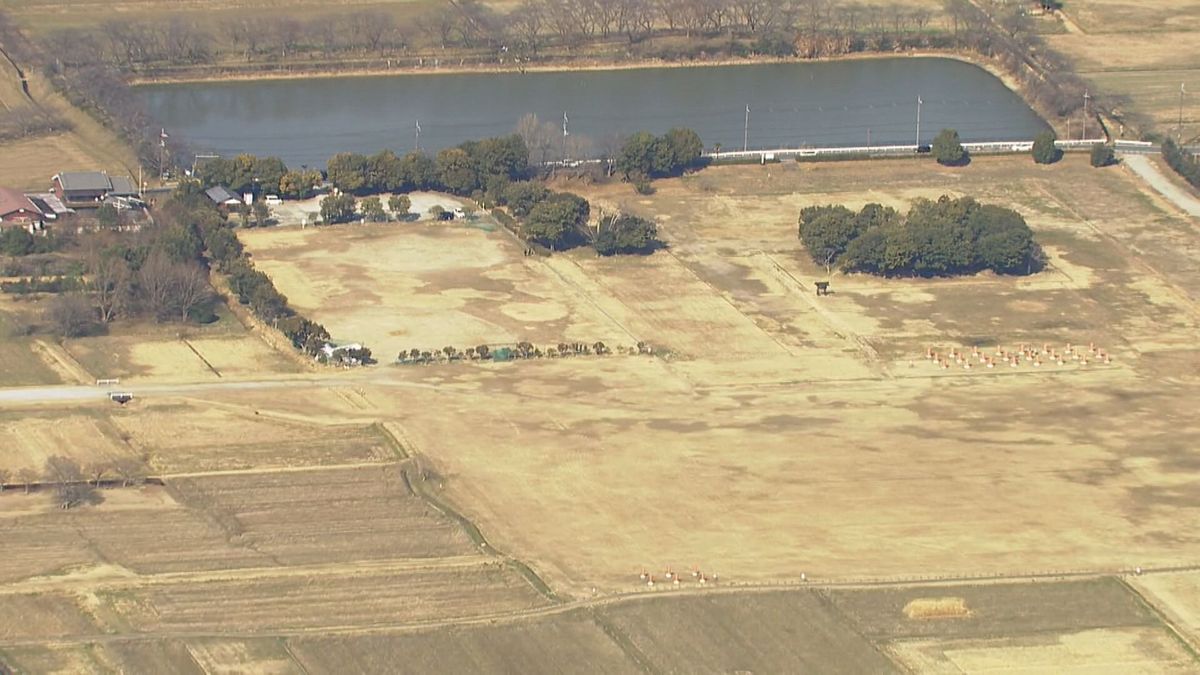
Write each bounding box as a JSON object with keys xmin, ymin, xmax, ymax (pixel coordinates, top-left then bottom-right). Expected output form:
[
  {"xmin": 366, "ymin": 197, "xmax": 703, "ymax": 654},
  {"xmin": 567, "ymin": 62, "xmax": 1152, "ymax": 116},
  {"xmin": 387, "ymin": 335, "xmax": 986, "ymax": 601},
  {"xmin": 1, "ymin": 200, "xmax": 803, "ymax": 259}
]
[
  {"xmin": 4, "ymin": 154, "xmax": 1200, "ymax": 671},
  {"xmin": 1048, "ymin": 1, "xmax": 1200, "ymax": 137}
]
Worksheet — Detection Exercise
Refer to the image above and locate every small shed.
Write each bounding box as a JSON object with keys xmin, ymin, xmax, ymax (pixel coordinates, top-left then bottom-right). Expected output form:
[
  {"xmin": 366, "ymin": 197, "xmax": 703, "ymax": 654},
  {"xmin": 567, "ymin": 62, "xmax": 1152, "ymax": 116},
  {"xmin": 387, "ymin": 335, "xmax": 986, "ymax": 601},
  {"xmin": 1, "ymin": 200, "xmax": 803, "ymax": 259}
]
[{"xmin": 205, "ymin": 186, "xmax": 244, "ymax": 209}]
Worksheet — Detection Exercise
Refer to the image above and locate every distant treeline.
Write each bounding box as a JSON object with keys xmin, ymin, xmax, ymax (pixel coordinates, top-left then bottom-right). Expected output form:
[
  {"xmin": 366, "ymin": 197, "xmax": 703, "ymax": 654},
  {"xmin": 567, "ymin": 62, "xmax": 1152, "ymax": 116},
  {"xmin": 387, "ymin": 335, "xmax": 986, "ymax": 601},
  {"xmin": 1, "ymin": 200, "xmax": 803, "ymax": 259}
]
[{"xmin": 800, "ymin": 195, "xmax": 1043, "ymax": 277}]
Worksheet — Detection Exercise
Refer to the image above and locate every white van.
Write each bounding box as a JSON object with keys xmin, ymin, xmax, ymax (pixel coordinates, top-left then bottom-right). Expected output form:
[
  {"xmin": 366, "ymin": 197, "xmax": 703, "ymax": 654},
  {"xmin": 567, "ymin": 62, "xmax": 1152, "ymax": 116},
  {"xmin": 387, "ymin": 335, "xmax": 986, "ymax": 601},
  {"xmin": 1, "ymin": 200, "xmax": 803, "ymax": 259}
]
[{"xmin": 265, "ymin": 195, "xmax": 282, "ymax": 206}]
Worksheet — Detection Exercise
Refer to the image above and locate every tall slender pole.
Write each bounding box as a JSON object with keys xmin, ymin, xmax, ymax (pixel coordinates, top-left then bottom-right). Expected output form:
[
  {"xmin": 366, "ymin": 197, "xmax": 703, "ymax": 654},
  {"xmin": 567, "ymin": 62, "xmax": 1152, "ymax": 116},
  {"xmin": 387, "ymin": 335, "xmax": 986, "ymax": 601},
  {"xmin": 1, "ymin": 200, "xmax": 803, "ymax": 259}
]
[
  {"xmin": 743, "ymin": 105, "xmax": 750, "ymax": 152},
  {"xmin": 562, "ymin": 111, "xmax": 569, "ymax": 164},
  {"xmin": 1181, "ymin": 83, "xmax": 1187, "ymax": 141},
  {"xmin": 1082, "ymin": 90, "xmax": 1090, "ymax": 141},
  {"xmin": 415, "ymin": 120, "xmax": 421, "ymax": 152},
  {"xmin": 915, "ymin": 95, "xmax": 922, "ymax": 147}
]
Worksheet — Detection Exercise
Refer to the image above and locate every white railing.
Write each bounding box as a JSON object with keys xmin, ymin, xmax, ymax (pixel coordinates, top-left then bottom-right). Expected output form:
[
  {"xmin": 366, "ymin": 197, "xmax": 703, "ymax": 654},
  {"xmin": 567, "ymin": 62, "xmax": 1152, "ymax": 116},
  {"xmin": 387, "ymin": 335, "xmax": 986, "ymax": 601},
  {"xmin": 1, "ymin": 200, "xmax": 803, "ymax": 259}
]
[{"xmin": 704, "ymin": 137, "xmax": 1109, "ymax": 161}]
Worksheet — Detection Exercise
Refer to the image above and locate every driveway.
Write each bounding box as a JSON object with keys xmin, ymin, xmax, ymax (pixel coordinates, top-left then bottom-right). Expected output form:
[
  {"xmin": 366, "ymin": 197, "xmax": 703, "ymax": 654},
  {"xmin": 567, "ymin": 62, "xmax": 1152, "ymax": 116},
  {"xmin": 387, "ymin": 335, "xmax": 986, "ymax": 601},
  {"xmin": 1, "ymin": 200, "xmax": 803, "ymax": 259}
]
[{"xmin": 1122, "ymin": 153, "xmax": 1200, "ymax": 218}]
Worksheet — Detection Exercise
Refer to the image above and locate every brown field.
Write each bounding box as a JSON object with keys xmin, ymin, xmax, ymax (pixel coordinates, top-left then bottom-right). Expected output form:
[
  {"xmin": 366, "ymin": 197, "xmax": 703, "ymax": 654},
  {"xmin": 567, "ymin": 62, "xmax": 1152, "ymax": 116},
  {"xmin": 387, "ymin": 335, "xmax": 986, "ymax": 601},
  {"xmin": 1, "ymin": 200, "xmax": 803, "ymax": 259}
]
[
  {"xmin": 887, "ymin": 627, "xmax": 1197, "ymax": 673},
  {"xmin": 1049, "ymin": 1, "xmax": 1200, "ymax": 136},
  {"xmin": 5, "ymin": 154, "xmax": 1200, "ymax": 670},
  {"xmin": 1129, "ymin": 571, "xmax": 1200, "ymax": 647},
  {"xmin": 231, "ymin": 156, "xmax": 1200, "ymax": 600},
  {"xmin": 600, "ymin": 590, "xmax": 896, "ymax": 673},
  {"xmin": 62, "ymin": 318, "xmax": 302, "ymax": 384},
  {"xmin": 109, "ymin": 399, "xmax": 399, "ymax": 473},
  {"xmin": 238, "ymin": 223, "xmax": 633, "ymax": 360},
  {"xmin": 289, "ymin": 611, "xmax": 638, "ymax": 674},
  {"xmin": 0, "ymin": 410, "xmax": 136, "ymax": 474}
]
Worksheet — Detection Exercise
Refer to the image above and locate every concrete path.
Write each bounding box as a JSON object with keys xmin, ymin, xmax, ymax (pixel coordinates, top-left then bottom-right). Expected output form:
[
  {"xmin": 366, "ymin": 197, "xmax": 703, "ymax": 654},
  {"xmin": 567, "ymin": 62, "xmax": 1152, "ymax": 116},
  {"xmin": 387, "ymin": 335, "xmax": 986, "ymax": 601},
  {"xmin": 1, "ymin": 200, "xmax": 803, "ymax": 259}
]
[{"xmin": 1122, "ymin": 154, "xmax": 1200, "ymax": 218}]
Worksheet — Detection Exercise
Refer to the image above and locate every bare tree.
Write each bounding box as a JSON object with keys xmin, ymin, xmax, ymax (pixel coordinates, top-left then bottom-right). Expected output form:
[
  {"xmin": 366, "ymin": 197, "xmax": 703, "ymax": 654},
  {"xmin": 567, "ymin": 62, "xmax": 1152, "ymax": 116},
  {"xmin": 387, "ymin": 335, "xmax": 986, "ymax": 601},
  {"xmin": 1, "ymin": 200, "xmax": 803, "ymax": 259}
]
[
  {"xmin": 112, "ymin": 457, "xmax": 147, "ymax": 487},
  {"xmin": 516, "ymin": 113, "xmax": 559, "ymax": 166},
  {"xmin": 88, "ymin": 249, "xmax": 131, "ymax": 324},
  {"xmin": 17, "ymin": 468, "xmax": 38, "ymax": 493},
  {"xmin": 46, "ymin": 293, "xmax": 96, "ymax": 338},
  {"xmin": 86, "ymin": 462, "xmax": 111, "ymax": 487},
  {"xmin": 0, "ymin": 467, "xmax": 10, "ymax": 492},
  {"xmin": 172, "ymin": 263, "xmax": 213, "ymax": 323},
  {"xmin": 44, "ymin": 456, "xmax": 94, "ymax": 509}
]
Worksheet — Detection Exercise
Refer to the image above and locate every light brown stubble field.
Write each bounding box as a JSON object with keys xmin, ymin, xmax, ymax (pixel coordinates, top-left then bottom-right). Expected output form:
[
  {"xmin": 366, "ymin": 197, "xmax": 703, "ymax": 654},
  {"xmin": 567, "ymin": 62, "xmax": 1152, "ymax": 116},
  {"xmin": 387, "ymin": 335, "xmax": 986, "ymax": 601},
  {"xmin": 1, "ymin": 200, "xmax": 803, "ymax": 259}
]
[
  {"xmin": 4, "ymin": 154, "xmax": 1200, "ymax": 671},
  {"xmin": 232, "ymin": 155, "xmax": 1200, "ymax": 598}
]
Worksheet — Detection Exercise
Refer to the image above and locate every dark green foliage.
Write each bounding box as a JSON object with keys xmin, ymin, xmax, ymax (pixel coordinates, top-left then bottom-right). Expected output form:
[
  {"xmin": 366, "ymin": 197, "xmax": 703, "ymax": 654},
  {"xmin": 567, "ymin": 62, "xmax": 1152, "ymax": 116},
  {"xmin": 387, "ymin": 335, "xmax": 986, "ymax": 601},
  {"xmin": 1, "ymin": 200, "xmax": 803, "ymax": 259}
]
[
  {"xmin": 1031, "ymin": 130, "xmax": 1061, "ymax": 164},
  {"xmin": 932, "ymin": 128, "xmax": 967, "ymax": 166},
  {"xmin": 197, "ymin": 154, "xmax": 288, "ymax": 195},
  {"xmin": 617, "ymin": 127, "xmax": 704, "ymax": 179},
  {"xmin": 1163, "ymin": 139, "xmax": 1200, "ymax": 188},
  {"xmin": 0, "ymin": 228, "xmax": 60, "ymax": 256},
  {"xmin": 319, "ymin": 193, "xmax": 357, "ymax": 224},
  {"xmin": 594, "ymin": 215, "xmax": 661, "ymax": 256},
  {"xmin": 1090, "ymin": 144, "xmax": 1115, "ymax": 168},
  {"xmin": 326, "ymin": 152, "xmax": 369, "ymax": 193},
  {"xmin": 366, "ymin": 149, "xmax": 405, "ymax": 193},
  {"xmin": 809, "ymin": 196, "xmax": 1042, "ymax": 277},
  {"xmin": 523, "ymin": 192, "xmax": 589, "ymax": 248},
  {"xmin": 435, "ymin": 147, "xmax": 478, "ymax": 195},
  {"xmin": 360, "ymin": 196, "xmax": 387, "ymax": 222},
  {"xmin": 400, "ymin": 151, "xmax": 438, "ymax": 191},
  {"xmin": 503, "ymin": 182, "xmax": 551, "ymax": 218},
  {"xmin": 278, "ymin": 169, "xmax": 323, "ymax": 199}
]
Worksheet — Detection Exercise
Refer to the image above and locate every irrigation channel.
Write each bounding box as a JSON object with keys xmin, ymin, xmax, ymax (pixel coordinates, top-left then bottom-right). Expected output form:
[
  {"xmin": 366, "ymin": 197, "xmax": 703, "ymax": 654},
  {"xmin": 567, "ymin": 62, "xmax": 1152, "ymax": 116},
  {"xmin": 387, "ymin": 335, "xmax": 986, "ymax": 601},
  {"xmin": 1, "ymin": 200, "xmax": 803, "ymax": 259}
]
[{"xmin": 139, "ymin": 57, "xmax": 1049, "ymax": 167}]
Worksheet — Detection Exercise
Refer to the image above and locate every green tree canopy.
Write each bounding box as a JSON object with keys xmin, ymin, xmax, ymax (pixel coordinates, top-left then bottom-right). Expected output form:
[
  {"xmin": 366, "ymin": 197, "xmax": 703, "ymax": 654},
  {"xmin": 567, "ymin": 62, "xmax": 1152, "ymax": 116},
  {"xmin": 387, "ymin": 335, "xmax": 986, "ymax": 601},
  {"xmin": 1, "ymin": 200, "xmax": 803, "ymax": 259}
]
[
  {"xmin": 932, "ymin": 128, "xmax": 967, "ymax": 166},
  {"xmin": 436, "ymin": 147, "xmax": 479, "ymax": 195},
  {"xmin": 400, "ymin": 151, "xmax": 437, "ymax": 190},
  {"xmin": 1090, "ymin": 143, "xmax": 1115, "ymax": 168},
  {"xmin": 326, "ymin": 152, "xmax": 369, "ymax": 193},
  {"xmin": 320, "ymin": 193, "xmax": 357, "ymax": 224},
  {"xmin": 594, "ymin": 214, "xmax": 661, "ymax": 255},
  {"xmin": 1031, "ymin": 130, "xmax": 1060, "ymax": 164},
  {"xmin": 524, "ymin": 192, "xmax": 590, "ymax": 248}
]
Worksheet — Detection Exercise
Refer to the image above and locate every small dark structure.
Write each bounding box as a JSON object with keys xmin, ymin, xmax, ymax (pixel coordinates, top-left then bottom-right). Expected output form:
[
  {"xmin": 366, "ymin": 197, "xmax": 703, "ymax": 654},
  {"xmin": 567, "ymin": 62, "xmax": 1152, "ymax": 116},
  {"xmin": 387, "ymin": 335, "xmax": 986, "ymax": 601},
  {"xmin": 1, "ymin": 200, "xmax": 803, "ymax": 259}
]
[{"xmin": 815, "ymin": 281, "xmax": 830, "ymax": 296}]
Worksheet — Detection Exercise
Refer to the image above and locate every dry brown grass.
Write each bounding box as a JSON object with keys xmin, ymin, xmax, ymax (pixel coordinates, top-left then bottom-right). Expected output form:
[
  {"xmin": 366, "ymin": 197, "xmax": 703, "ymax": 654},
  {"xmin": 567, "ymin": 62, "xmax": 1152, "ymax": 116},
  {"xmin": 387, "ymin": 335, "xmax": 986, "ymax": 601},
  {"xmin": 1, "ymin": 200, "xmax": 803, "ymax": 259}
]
[
  {"xmin": 1049, "ymin": 1, "xmax": 1200, "ymax": 136},
  {"xmin": 903, "ymin": 597, "xmax": 971, "ymax": 620}
]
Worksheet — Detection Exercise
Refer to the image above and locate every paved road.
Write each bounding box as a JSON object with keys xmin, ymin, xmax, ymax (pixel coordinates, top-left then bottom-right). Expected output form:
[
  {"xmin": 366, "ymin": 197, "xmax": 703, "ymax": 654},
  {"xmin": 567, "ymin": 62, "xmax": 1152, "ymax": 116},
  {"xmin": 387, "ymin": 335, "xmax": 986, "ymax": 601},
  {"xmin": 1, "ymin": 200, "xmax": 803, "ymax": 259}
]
[{"xmin": 1122, "ymin": 153, "xmax": 1200, "ymax": 218}]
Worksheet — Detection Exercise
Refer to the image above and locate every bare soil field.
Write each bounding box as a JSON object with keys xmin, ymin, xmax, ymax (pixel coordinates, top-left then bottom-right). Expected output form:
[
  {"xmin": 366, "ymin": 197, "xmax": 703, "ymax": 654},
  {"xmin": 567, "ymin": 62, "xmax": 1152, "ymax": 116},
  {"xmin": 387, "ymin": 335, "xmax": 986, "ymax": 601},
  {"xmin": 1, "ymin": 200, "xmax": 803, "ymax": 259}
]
[
  {"xmin": 98, "ymin": 562, "xmax": 545, "ymax": 633},
  {"xmin": 63, "ymin": 330, "xmax": 301, "ymax": 384},
  {"xmin": 0, "ymin": 409, "xmax": 136, "ymax": 474},
  {"xmin": 1129, "ymin": 570, "xmax": 1200, "ymax": 647},
  {"xmin": 826, "ymin": 578, "xmax": 1157, "ymax": 640},
  {"xmin": 168, "ymin": 465, "xmax": 477, "ymax": 564},
  {"xmin": 239, "ymin": 221, "xmax": 631, "ymax": 360},
  {"xmin": 887, "ymin": 627, "xmax": 1197, "ymax": 674},
  {"xmin": 109, "ymin": 399, "xmax": 399, "ymax": 473},
  {"xmin": 599, "ymin": 590, "xmax": 896, "ymax": 673},
  {"xmin": 289, "ymin": 610, "xmax": 638, "ymax": 674}
]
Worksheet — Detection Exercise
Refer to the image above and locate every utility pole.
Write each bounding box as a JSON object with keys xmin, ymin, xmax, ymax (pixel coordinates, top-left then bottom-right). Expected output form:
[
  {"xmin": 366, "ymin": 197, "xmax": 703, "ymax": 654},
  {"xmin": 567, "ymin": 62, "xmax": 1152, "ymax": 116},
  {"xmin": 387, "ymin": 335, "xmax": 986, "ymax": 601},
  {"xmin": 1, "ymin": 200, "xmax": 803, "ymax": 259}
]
[
  {"xmin": 1082, "ymin": 89, "xmax": 1090, "ymax": 141},
  {"xmin": 415, "ymin": 119, "xmax": 421, "ymax": 151},
  {"xmin": 867, "ymin": 127, "xmax": 871, "ymax": 149},
  {"xmin": 158, "ymin": 128, "xmax": 168, "ymax": 182},
  {"xmin": 743, "ymin": 105, "xmax": 750, "ymax": 152},
  {"xmin": 1180, "ymin": 83, "xmax": 1187, "ymax": 141},
  {"xmin": 915, "ymin": 95, "xmax": 922, "ymax": 147},
  {"xmin": 562, "ymin": 111, "xmax": 569, "ymax": 165}
]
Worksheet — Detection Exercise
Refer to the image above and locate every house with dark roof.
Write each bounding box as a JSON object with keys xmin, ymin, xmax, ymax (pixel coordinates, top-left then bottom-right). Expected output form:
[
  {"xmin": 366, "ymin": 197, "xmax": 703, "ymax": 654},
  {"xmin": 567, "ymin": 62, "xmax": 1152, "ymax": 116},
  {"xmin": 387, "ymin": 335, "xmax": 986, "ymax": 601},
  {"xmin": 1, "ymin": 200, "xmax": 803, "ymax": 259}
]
[
  {"xmin": 0, "ymin": 187, "xmax": 45, "ymax": 231},
  {"xmin": 205, "ymin": 186, "xmax": 244, "ymax": 209},
  {"xmin": 51, "ymin": 171, "xmax": 140, "ymax": 207}
]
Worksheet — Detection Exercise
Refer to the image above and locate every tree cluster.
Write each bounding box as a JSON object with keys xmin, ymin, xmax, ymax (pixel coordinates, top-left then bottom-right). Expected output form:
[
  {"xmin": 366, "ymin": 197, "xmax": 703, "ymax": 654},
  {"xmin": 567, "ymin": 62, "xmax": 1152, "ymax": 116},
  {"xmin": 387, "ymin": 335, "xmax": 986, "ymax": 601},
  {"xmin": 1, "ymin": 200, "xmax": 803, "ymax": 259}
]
[
  {"xmin": 195, "ymin": 154, "xmax": 289, "ymax": 196},
  {"xmin": 594, "ymin": 214, "xmax": 660, "ymax": 256},
  {"xmin": 1163, "ymin": 139, "xmax": 1200, "ymax": 189},
  {"xmin": 616, "ymin": 128, "xmax": 704, "ymax": 181},
  {"xmin": 324, "ymin": 135, "xmax": 528, "ymax": 200},
  {"xmin": 800, "ymin": 195, "xmax": 1043, "ymax": 277}
]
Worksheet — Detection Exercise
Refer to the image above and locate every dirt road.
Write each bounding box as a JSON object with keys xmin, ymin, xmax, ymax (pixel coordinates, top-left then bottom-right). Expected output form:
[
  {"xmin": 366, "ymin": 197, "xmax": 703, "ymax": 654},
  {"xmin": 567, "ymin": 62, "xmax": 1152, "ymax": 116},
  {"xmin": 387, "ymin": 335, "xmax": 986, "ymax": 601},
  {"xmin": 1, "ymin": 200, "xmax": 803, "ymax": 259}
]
[{"xmin": 1122, "ymin": 154, "xmax": 1200, "ymax": 218}]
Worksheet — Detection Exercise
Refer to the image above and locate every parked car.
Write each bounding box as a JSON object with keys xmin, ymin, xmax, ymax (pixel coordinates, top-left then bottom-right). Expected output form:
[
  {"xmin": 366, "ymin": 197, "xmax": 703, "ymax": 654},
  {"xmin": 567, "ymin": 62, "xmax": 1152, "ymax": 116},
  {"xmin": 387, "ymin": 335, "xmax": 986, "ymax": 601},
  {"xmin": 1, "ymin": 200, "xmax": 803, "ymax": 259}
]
[{"xmin": 265, "ymin": 195, "xmax": 282, "ymax": 206}]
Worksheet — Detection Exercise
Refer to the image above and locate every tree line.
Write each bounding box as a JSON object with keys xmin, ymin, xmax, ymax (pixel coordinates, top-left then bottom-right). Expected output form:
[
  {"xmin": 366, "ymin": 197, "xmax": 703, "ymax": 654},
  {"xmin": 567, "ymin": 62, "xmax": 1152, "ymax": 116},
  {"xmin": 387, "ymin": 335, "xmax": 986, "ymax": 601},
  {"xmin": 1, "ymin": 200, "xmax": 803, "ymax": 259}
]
[
  {"xmin": 799, "ymin": 195, "xmax": 1043, "ymax": 277},
  {"xmin": 1163, "ymin": 139, "xmax": 1200, "ymax": 189},
  {"xmin": 0, "ymin": 455, "xmax": 148, "ymax": 509}
]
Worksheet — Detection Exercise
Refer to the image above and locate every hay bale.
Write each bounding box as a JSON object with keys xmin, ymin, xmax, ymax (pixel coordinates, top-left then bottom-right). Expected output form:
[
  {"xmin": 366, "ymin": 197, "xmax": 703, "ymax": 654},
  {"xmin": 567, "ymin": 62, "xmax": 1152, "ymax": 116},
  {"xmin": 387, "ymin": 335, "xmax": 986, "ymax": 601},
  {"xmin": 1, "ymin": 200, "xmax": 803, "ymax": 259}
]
[{"xmin": 902, "ymin": 597, "xmax": 970, "ymax": 620}]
